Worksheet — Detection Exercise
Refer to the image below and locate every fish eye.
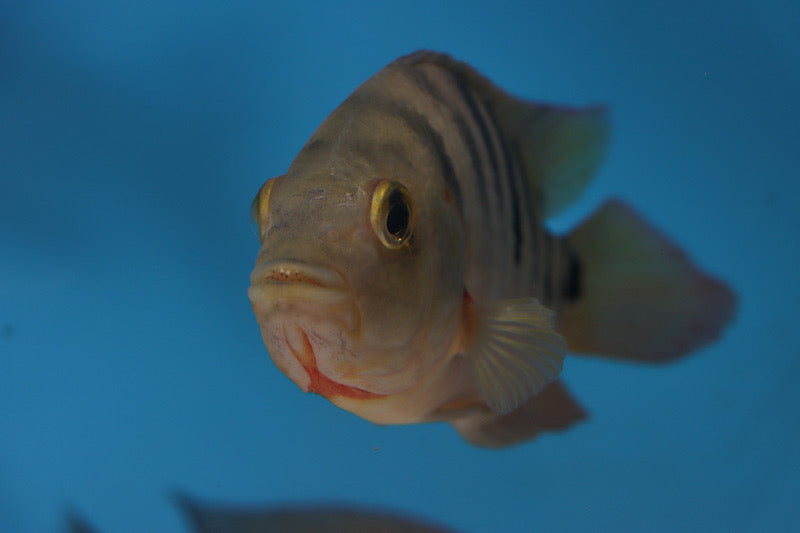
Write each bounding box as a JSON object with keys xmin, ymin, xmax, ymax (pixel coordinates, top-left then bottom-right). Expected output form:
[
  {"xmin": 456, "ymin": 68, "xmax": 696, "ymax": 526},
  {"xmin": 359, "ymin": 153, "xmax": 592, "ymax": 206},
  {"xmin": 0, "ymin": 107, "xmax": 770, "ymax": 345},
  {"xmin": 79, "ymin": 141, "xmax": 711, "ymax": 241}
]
[
  {"xmin": 250, "ymin": 178, "xmax": 275, "ymax": 241},
  {"xmin": 371, "ymin": 181, "xmax": 414, "ymax": 249}
]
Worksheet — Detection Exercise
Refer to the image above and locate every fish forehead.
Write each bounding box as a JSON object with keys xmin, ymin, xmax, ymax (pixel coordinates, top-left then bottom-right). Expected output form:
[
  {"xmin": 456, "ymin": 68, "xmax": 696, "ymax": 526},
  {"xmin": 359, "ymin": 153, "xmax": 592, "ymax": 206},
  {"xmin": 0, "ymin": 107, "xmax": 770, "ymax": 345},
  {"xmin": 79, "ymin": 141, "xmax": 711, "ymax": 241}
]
[
  {"xmin": 293, "ymin": 133, "xmax": 426, "ymax": 189},
  {"xmin": 272, "ymin": 172, "xmax": 363, "ymax": 216},
  {"xmin": 272, "ymin": 135, "xmax": 422, "ymax": 229},
  {"xmin": 286, "ymin": 66, "xmax": 453, "ymax": 186}
]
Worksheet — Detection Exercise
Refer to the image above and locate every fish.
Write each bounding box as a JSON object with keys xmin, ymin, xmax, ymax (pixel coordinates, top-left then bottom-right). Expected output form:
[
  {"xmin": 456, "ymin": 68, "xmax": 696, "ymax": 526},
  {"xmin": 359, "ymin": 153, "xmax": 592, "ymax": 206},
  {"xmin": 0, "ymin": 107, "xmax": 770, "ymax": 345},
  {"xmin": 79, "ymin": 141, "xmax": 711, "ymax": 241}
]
[
  {"xmin": 174, "ymin": 493, "xmax": 458, "ymax": 533},
  {"xmin": 65, "ymin": 494, "xmax": 458, "ymax": 533},
  {"xmin": 248, "ymin": 50, "xmax": 736, "ymax": 447}
]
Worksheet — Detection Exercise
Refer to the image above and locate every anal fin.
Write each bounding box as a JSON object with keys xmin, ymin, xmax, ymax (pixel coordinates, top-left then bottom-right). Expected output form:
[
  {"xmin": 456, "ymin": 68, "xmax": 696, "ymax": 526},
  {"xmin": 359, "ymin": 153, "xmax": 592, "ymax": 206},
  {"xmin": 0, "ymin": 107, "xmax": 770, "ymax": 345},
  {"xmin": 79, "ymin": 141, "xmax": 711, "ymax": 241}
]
[{"xmin": 451, "ymin": 381, "xmax": 586, "ymax": 448}]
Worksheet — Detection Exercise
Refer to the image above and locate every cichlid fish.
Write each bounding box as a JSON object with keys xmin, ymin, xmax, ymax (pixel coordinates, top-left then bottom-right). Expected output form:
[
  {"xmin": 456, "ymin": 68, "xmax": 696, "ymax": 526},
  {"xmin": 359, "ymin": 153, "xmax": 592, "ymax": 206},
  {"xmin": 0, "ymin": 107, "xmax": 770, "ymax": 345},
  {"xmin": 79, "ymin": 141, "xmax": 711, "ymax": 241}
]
[
  {"xmin": 66, "ymin": 495, "xmax": 457, "ymax": 533},
  {"xmin": 248, "ymin": 51, "xmax": 735, "ymax": 447},
  {"xmin": 175, "ymin": 494, "xmax": 457, "ymax": 533}
]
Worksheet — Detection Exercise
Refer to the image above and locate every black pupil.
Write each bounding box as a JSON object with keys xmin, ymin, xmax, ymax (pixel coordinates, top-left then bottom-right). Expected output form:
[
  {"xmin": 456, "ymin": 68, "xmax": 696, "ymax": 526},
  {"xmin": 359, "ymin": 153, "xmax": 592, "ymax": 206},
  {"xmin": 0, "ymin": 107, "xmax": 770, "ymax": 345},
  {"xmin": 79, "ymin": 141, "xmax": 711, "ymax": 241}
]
[{"xmin": 385, "ymin": 190, "xmax": 409, "ymax": 239}]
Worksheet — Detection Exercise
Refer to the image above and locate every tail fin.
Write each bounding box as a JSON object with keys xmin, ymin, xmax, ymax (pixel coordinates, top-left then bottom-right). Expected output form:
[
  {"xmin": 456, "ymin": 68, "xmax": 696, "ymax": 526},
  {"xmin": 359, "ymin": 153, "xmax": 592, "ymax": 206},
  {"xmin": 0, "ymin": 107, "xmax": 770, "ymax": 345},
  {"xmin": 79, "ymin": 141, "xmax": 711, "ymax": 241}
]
[{"xmin": 560, "ymin": 200, "xmax": 736, "ymax": 362}]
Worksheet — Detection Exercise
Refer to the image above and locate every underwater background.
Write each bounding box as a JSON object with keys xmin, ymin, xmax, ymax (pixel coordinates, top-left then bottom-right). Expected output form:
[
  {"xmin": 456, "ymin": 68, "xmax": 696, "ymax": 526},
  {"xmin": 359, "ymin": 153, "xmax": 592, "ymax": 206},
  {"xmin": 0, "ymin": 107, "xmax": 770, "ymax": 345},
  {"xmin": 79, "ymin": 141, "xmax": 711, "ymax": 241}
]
[{"xmin": 2, "ymin": 1, "xmax": 798, "ymax": 532}]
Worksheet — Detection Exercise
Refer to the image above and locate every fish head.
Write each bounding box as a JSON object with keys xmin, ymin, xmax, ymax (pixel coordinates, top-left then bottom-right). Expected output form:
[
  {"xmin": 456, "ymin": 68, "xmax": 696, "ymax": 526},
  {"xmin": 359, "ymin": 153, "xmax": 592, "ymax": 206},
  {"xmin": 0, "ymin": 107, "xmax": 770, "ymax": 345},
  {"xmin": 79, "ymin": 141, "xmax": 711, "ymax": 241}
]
[{"xmin": 248, "ymin": 128, "xmax": 465, "ymax": 407}]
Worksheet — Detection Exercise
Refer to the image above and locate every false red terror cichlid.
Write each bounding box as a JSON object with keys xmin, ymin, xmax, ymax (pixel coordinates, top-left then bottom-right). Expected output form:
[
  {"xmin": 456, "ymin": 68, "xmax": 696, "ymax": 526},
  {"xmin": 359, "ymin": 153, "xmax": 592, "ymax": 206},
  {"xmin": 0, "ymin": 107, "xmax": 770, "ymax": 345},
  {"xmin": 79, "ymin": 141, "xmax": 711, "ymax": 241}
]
[{"xmin": 247, "ymin": 51, "xmax": 736, "ymax": 447}]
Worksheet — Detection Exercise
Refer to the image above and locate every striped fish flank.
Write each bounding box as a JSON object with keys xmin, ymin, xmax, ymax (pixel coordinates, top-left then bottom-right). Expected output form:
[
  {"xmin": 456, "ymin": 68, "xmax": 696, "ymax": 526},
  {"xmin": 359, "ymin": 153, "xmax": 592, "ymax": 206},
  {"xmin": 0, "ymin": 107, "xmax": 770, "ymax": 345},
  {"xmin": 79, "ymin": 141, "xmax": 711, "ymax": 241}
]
[
  {"xmin": 356, "ymin": 52, "xmax": 575, "ymax": 312},
  {"xmin": 248, "ymin": 51, "xmax": 737, "ymax": 447}
]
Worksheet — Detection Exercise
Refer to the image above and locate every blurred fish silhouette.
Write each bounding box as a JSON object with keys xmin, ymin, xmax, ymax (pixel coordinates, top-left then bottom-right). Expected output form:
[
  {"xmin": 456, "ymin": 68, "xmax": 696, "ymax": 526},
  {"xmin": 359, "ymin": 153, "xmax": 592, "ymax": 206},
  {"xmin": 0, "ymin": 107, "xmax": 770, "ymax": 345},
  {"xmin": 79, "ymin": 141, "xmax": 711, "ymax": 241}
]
[
  {"xmin": 175, "ymin": 494, "xmax": 456, "ymax": 533},
  {"xmin": 248, "ymin": 50, "xmax": 736, "ymax": 447},
  {"xmin": 65, "ymin": 510, "xmax": 100, "ymax": 533},
  {"xmin": 66, "ymin": 495, "xmax": 457, "ymax": 533}
]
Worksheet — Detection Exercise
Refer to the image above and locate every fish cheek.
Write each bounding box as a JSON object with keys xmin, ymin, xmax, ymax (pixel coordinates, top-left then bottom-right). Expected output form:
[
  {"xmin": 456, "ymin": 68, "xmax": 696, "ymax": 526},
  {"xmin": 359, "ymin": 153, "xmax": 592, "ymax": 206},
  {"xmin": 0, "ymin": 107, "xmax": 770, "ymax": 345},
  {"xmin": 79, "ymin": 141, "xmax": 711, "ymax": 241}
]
[
  {"xmin": 387, "ymin": 202, "xmax": 464, "ymax": 361},
  {"xmin": 355, "ymin": 257, "xmax": 424, "ymax": 351},
  {"xmin": 351, "ymin": 196, "xmax": 463, "ymax": 373},
  {"xmin": 400, "ymin": 195, "xmax": 463, "ymax": 356}
]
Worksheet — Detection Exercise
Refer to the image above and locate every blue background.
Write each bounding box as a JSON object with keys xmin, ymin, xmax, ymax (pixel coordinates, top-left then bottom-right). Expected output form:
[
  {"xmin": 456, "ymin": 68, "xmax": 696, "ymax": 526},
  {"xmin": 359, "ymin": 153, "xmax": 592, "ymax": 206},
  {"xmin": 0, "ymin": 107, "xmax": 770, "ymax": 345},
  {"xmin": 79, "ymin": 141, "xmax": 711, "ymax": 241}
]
[{"xmin": 2, "ymin": 1, "xmax": 798, "ymax": 532}]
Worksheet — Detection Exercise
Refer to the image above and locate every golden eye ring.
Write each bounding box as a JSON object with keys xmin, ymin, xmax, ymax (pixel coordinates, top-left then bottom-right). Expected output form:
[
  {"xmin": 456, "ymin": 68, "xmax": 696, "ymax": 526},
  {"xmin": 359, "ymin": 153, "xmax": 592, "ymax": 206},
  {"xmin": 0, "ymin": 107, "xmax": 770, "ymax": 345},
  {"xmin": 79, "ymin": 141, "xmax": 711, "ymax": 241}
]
[
  {"xmin": 251, "ymin": 178, "xmax": 276, "ymax": 241},
  {"xmin": 370, "ymin": 181, "xmax": 414, "ymax": 249}
]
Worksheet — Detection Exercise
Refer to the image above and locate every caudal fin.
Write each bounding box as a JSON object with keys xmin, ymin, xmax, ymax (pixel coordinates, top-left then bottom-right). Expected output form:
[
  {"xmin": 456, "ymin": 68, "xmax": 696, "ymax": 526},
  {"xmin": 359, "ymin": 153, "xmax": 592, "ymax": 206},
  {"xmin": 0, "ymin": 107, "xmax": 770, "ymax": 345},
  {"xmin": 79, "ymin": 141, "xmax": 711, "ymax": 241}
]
[{"xmin": 560, "ymin": 200, "xmax": 736, "ymax": 362}]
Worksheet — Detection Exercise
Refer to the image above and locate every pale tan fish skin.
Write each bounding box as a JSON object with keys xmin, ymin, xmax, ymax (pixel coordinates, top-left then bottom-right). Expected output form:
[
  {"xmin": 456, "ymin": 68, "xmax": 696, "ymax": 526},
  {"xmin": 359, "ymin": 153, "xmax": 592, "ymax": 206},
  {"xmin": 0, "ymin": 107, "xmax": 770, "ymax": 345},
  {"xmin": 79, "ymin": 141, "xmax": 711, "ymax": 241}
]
[{"xmin": 249, "ymin": 50, "xmax": 736, "ymax": 447}]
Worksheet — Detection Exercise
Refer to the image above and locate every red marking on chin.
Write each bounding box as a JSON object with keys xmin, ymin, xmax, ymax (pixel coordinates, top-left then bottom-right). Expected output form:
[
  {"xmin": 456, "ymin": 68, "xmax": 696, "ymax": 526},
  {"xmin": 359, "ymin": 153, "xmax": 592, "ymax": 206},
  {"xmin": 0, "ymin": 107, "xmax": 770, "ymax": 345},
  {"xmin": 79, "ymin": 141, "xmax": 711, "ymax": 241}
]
[
  {"xmin": 304, "ymin": 362, "xmax": 384, "ymax": 400},
  {"xmin": 291, "ymin": 326, "xmax": 384, "ymax": 401}
]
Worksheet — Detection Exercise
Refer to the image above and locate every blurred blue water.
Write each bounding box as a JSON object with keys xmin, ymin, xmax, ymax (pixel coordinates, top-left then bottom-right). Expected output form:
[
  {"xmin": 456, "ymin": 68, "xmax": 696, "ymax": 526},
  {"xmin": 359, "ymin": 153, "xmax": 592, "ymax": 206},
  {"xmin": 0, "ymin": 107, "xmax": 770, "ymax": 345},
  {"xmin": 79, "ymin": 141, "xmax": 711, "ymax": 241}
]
[{"xmin": 2, "ymin": 1, "xmax": 798, "ymax": 532}]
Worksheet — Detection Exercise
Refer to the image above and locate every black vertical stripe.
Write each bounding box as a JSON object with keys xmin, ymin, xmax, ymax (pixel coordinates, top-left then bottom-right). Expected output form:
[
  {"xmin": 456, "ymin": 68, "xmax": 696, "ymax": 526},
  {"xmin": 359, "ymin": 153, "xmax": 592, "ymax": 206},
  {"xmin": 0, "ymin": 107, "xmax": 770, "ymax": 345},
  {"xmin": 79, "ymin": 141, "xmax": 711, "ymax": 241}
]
[
  {"xmin": 360, "ymin": 96, "xmax": 463, "ymax": 214},
  {"xmin": 449, "ymin": 71, "xmax": 527, "ymax": 266},
  {"xmin": 404, "ymin": 68, "xmax": 446, "ymax": 104},
  {"xmin": 404, "ymin": 68, "xmax": 490, "ymax": 215},
  {"xmin": 511, "ymin": 141, "xmax": 538, "ymax": 268},
  {"xmin": 541, "ymin": 235, "xmax": 553, "ymax": 304},
  {"xmin": 452, "ymin": 114, "xmax": 490, "ymax": 213},
  {"xmin": 451, "ymin": 74, "xmax": 499, "ymax": 174},
  {"xmin": 563, "ymin": 249, "xmax": 583, "ymax": 302},
  {"xmin": 495, "ymin": 128, "xmax": 524, "ymax": 264},
  {"xmin": 450, "ymin": 73, "xmax": 505, "ymax": 223}
]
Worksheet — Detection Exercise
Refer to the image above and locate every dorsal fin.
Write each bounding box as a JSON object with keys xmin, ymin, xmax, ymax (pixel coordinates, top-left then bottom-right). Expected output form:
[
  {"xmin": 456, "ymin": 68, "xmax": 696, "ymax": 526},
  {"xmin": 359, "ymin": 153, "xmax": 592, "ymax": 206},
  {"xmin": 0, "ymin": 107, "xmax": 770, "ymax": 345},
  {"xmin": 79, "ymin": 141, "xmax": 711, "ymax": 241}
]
[{"xmin": 396, "ymin": 50, "xmax": 610, "ymax": 217}]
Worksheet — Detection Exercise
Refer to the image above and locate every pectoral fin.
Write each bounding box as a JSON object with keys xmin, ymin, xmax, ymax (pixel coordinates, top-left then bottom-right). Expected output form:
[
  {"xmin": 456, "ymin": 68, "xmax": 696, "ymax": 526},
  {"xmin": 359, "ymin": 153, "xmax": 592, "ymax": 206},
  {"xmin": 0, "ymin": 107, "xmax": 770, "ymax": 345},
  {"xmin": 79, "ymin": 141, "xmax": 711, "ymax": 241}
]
[{"xmin": 468, "ymin": 298, "xmax": 567, "ymax": 414}]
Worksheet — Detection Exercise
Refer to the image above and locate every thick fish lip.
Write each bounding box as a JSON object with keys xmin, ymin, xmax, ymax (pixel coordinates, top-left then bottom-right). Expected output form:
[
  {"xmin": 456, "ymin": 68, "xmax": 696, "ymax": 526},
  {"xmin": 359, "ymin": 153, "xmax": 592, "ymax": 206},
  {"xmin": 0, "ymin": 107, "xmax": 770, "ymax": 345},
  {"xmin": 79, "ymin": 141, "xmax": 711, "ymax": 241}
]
[
  {"xmin": 248, "ymin": 259, "xmax": 359, "ymax": 333},
  {"xmin": 248, "ymin": 261, "xmax": 379, "ymax": 399},
  {"xmin": 248, "ymin": 260, "xmax": 352, "ymax": 307},
  {"xmin": 249, "ymin": 259, "xmax": 348, "ymax": 290}
]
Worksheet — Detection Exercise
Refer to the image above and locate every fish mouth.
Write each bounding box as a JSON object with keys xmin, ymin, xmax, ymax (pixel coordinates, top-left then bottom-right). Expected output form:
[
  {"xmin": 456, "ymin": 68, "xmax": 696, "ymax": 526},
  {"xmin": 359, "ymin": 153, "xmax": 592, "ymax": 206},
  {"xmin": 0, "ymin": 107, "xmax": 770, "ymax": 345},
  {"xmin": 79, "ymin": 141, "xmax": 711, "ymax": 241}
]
[
  {"xmin": 248, "ymin": 259, "xmax": 369, "ymax": 397},
  {"xmin": 248, "ymin": 260, "xmax": 358, "ymax": 325},
  {"xmin": 249, "ymin": 259, "xmax": 349, "ymax": 291}
]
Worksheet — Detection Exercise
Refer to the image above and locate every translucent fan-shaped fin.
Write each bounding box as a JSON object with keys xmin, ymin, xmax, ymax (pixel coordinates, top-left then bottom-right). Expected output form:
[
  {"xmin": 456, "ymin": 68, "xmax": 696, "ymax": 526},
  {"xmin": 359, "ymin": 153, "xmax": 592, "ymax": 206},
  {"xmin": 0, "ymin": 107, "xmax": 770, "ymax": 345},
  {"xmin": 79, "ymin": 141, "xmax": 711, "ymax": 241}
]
[{"xmin": 469, "ymin": 299, "xmax": 567, "ymax": 414}]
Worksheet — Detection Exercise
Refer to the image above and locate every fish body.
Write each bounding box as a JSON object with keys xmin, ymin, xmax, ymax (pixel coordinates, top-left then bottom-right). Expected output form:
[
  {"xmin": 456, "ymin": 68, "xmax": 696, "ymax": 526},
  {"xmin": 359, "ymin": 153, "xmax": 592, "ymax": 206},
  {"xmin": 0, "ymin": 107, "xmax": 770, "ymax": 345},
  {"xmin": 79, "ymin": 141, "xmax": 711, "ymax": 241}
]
[{"xmin": 248, "ymin": 51, "xmax": 735, "ymax": 447}]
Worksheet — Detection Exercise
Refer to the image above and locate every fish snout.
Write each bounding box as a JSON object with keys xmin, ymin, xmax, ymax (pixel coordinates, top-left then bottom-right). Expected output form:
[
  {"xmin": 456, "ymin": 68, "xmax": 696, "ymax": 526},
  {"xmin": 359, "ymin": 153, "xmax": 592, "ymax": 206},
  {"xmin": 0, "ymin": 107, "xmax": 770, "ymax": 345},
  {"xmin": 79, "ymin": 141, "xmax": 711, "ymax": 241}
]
[{"xmin": 247, "ymin": 260, "xmax": 359, "ymax": 333}]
